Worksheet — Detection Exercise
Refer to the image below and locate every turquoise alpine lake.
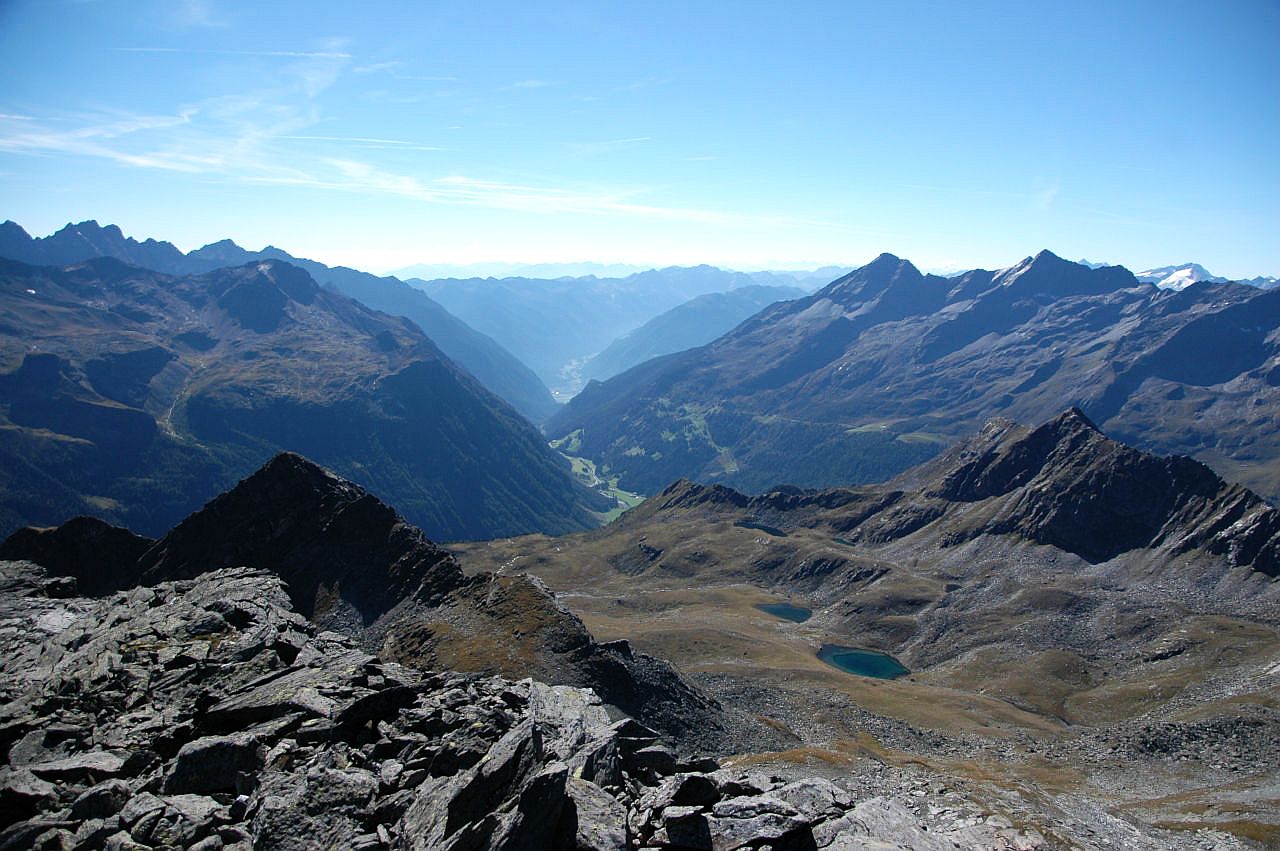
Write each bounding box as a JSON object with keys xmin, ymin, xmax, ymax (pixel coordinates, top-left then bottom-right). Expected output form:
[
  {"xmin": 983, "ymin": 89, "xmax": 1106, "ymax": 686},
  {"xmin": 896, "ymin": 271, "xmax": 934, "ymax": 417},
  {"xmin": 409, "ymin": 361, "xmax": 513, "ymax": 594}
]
[
  {"xmin": 755, "ymin": 602, "xmax": 812, "ymax": 623},
  {"xmin": 817, "ymin": 644, "xmax": 910, "ymax": 679}
]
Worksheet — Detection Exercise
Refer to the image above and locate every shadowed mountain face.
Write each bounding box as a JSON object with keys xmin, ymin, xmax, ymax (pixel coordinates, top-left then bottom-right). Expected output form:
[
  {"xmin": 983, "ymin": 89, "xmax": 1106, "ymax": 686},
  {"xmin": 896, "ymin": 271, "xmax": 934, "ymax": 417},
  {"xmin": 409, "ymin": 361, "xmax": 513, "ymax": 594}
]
[
  {"xmin": 0, "ymin": 220, "xmax": 558, "ymax": 423},
  {"xmin": 549, "ymin": 251, "xmax": 1280, "ymax": 502},
  {"xmin": 0, "ymin": 257, "xmax": 608, "ymax": 540},
  {"xmin": 1, "ymin": 452, "xmax": 722, "ymax": 742}
]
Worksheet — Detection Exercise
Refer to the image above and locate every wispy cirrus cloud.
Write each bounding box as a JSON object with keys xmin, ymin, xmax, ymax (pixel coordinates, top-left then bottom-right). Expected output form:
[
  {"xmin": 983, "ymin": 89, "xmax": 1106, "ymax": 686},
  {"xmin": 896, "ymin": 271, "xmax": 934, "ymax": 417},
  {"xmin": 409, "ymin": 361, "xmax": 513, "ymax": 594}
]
[
  {"xmin": 0, "ymin": 100, "xmax": 815, "ymax": 227},
  {"xmin": 280, "ymin": 135, "xmax": 447, "ymax": 152},
  {"xmin": 568, "ymin": 136, "xmax": 650, "ymax": 155},
  {"xmin": 353, "ymin": 61, "xmax": 456, "ymax": 82},
  {"xmin": 0, "ymin": 49, "xmax": 804, "ymax": 231},
  {"xmin": 169, "ymin": 0, "xmax": 224, "ymax": 29},
  {"xmin": 242, "ymin": 156, "xmax": 746, "ymax": 224},
  {"xmin": 114, "ymin": 46, "xmax": 352, "ymax": 59},
  {"xmin": 1032, "ymin": 181, "xmax": 1060, "ymax": 211}
]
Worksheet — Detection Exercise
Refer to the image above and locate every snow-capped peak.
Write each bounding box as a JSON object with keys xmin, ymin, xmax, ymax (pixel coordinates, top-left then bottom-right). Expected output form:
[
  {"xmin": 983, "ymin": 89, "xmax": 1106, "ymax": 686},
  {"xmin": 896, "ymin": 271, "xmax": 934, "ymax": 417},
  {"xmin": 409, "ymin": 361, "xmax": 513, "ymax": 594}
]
[{"xmin": 1136, "ymin": 263, "xmax": 1223, "ymax": 290}]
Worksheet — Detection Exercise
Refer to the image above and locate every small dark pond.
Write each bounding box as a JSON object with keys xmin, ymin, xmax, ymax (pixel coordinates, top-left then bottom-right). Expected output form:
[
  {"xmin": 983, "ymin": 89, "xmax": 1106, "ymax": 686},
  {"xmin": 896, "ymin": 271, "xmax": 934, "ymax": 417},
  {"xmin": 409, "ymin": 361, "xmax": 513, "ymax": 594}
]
[
  {"xmin": 754, "ymin": 602, "xmax": 812, "ymax": 623},
  {"xmin": 817, "ymin": 644, "xmax": 910, "ymax": 679}
]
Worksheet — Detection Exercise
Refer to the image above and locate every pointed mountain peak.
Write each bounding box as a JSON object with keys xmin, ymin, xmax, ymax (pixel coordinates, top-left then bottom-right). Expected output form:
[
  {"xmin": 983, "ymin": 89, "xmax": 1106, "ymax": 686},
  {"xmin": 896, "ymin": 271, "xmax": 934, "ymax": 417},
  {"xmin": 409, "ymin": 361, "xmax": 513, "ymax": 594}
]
[
  {"xmin": 0, "ymin": 220, "xmax": 32, "ymax": 238},
  {"xmin": 923, "ymin": 409, "xmax": 1280, "ymax": 570},
  {"xmin": 196, "ymin": 238, "xmax": 243, "ymax": 252},
  {"xmin": 822, "ymin": 252, "xmax": 923, "ymax": 303},
  {"xmin": 1047, "ymin": 406, "xmax": 1100, "ymax": 435},
  {"xmin": 57, "ymin": 220, "xmax": 121, "ymax": 242},
  {"xmin": 929, "ymin": 407, "xmax": 1113, "ymax": 503},
  {"xmin": 996, "ymin": 249, "xmax": 1136, "ymax": 297},
  {"xmin": 246, "ymin": 450, "xmax": 351, "ymax": 493},
  {"xmin": 138, "ymin": 452, "xmax": 462, "ymax": 625},
  {"xmin": 50, "ymin": 221, "xmax": 87, "ymax": 238},
  {"xmin": 210, "ymin": 258, "xmax": 319, "ymax": 311},
  {"xmin": 859, "ymin": 252, "xmax": 923, "ymax": 280}
]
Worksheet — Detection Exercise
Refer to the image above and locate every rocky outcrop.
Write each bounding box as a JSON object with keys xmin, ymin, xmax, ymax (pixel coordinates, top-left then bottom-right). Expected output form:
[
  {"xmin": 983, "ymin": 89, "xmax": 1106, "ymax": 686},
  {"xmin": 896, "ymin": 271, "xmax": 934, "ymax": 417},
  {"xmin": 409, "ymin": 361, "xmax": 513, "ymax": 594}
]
[
  {"xmin": 3, "ymin": 454, "xmax": 724, "ymax": 746},
  {"xmin": 136, "ymin": 452, "xmax": 464, "ymax": 627},
  {"xmin": 0, "ymin": 516, "xmax": 154, "ymax": 596},
  {"xmin": 918, "ymin": 408, "xmax": 1280, "ymax": 572},
  {"xmin": 0, "ymin": 561, "xmax": 1035, "ymax": 850}
]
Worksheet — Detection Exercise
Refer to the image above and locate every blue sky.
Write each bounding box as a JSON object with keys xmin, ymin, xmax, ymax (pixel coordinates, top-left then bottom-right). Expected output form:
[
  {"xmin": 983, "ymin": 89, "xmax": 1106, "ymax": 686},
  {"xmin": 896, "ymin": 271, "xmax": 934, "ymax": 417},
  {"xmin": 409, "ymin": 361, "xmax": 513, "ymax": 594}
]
[{"xmin": 1, "ymin": 0, "xmax": 1277, "ymax": 277}]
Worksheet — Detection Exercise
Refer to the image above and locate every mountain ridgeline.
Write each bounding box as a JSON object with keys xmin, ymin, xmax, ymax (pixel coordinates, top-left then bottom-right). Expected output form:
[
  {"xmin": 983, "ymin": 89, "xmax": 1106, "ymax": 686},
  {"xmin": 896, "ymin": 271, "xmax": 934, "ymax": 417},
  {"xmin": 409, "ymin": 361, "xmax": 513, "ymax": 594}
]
[
  {"xmin": 0, "ymin": 257, "xmax": 608, "ymax": 540},
  {"xmin": 0, "ymin": 220, "xmax": 558, "ymax": 423},
  {"xmin": 549, "ymin": 251, "xmax": 1280, "ymax": 502}
]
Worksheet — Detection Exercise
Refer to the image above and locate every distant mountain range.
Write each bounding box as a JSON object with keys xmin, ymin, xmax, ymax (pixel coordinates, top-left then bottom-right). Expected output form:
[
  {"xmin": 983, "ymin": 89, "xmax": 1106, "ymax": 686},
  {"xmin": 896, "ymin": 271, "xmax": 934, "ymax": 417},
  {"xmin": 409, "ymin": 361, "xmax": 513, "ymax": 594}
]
[
  {"xmin": 580, "ymin": 284, "xmax": 807, "ymax": 384},
  {"xmin": 411, "ymin": 267, "xmax": 835, "ymax": 398},
  {"xmin": 393, "ymin": 260, "xmax": 846, "ymax": 285},
  {"xmin": 0, "ymin": 257, "xmax": 609, "ymax": 540},
  {"xmin": 548, "ymin": 250, "xmax": 1280, "ymax": 503},
  {"xmin": 0, "ymin": 221, "xmax": 558, "ymax": 423},
  {"xmin": 391, "ymin": 260, "xmax": 652, "ymax": 280}
]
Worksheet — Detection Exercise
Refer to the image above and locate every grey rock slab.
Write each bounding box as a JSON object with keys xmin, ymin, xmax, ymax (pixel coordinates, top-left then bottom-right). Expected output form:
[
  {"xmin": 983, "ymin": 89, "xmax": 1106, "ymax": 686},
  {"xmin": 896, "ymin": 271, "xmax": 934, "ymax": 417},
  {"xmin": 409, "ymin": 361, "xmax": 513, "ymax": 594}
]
[
  {"xmin": 204, "ymin": 667, "xmax": 339, "ymax": 725},
  {"xmin": 399, "ymin": 718, "xmax": 543, "ymax": 850},
  {"xmin": 164, "ymin": 734, "xmax": 264, "ymax": 794},
  {"xmin": 705, "ymin": 810, "xmax": 808, "ymax": 850},
  {"xmin": 566, "ymin": 776, "xmax": 628, "ymax": 851},
  {"xmin": 631, "ymin": 745, "xmax": 678, "ymax": 776},
  {"xmin": 815, "ymin": 797, "xmax": 961, "ymax": 851},
  {"xmin": 773, "ymin": 776, "xmax": 852, "ymax": 821},
  {"xmin": 102, "ymin": 830, "xmax": 150, "ymax": 851},
  {"xmin": 664, "ymin": 805, "xmax": 714, "ymax": 849},
  {"xmin": 27, "ymin": 750, "xmax": 127, "ymax": 783},
  {"xmin": 117, "ymin": 791, "xmax": 165, "ymax": 826},
  {"xmin": 489, "ymin": 760, "xmax": 570, "ymax": 851},
  {"xmin": 162, "ymin": 792, "xmax": 226, "ymax": 825},
  {"xmin": 0, "ymin": 767, "xmax": 58, "ymax": 819},
  {"xmin": 711, "ymin": 793, "xmax": 799, "ymax": 820},
  {"xmin": 567, "ymin": 732, "xmax": 622, "ymax": 789},
  {"xmin": 670, "ymin": 773, "xmax": 721, "ymax": 808},
  {"xmin": 68, "ymin": 778, "xmax": 131, "ymax": 820}
]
